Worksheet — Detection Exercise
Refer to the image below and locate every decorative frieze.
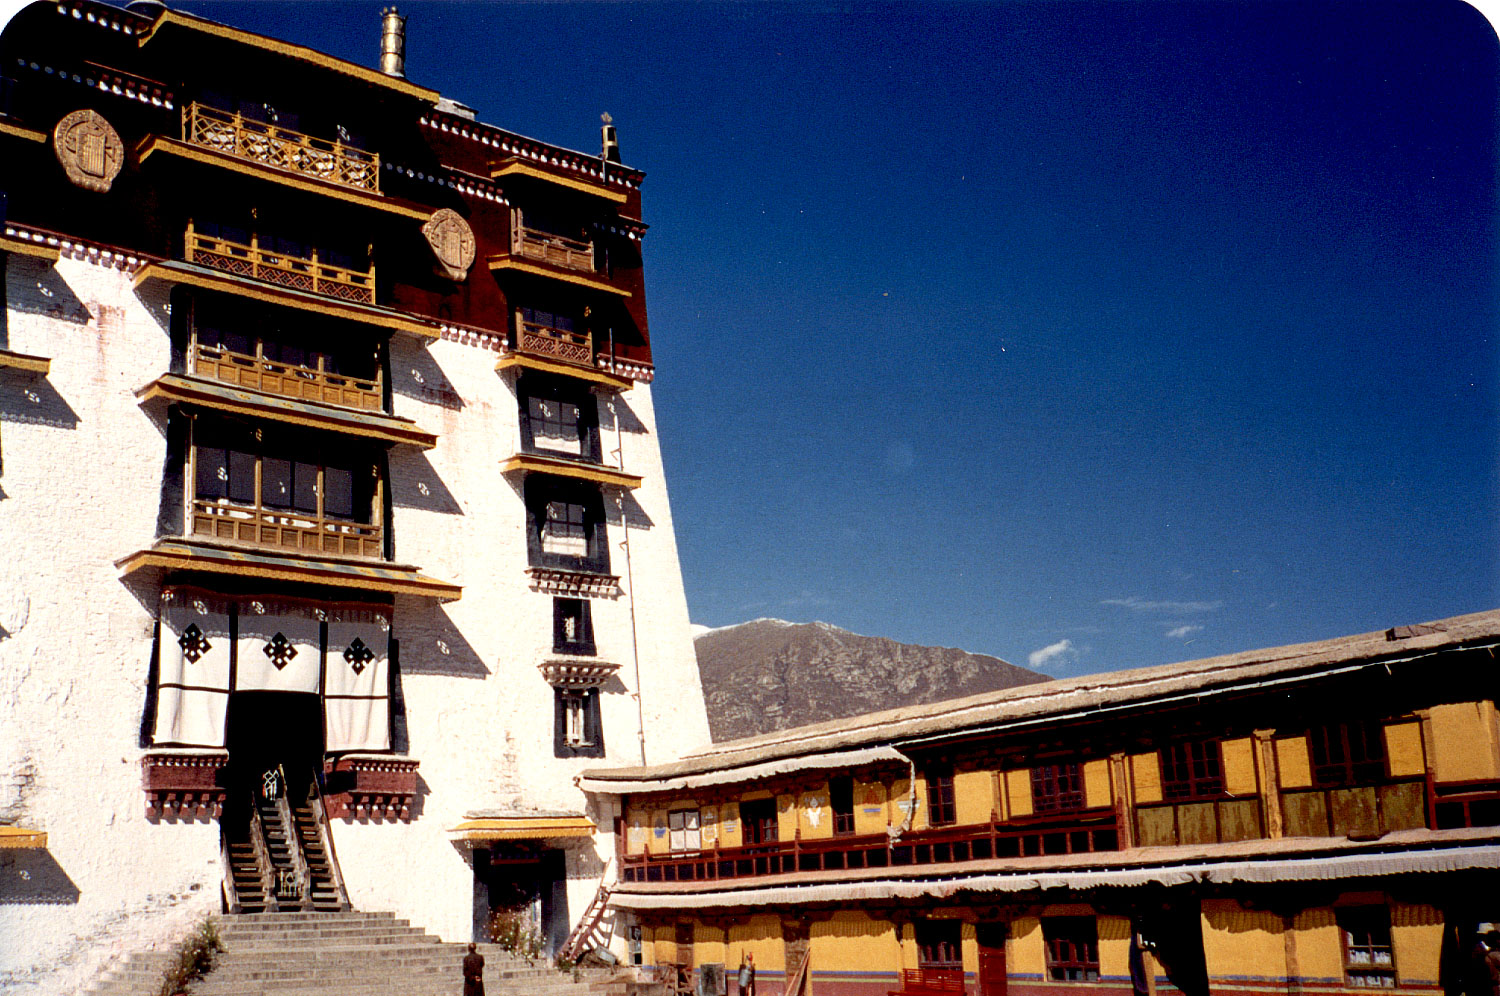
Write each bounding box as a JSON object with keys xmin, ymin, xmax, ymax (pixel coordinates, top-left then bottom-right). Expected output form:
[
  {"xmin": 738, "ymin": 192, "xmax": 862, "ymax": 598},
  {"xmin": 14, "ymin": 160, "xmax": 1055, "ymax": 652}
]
[
  {"xmin": 142, "ymin": 749, "xmax": 229, "ymax": 820},
  {"xmin": 526, "ymin": 567, "xmax": 621, "ymax": 599},
  {"xmin": 324, "ymin": 754, "xmax": 420, "ymax": 822}
]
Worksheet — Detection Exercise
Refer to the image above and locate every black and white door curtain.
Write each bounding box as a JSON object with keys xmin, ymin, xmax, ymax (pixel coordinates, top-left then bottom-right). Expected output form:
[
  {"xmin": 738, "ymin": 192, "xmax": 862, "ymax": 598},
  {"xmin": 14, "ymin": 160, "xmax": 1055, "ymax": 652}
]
[{"xmin": 154, "ymin": 587, "xmax": 392, "ymax": 752}]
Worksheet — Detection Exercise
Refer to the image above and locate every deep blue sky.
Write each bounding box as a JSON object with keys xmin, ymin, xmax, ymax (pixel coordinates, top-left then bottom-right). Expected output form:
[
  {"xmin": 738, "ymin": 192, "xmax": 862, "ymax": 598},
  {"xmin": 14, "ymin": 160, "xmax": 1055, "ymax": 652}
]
[{"xmin": 141, "ymin": 2, "xmax": 1500, "ymax": 674}]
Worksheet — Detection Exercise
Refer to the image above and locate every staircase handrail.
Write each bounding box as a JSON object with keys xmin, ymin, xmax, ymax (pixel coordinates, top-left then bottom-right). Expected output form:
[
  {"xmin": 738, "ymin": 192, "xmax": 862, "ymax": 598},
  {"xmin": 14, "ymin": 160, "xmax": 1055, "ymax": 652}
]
[
  {"xmin": 247, "ymin": 792, "xmax": 279, "ymax": 911},
  {"xmin": 559, "ymin": 857, "xmax": 613, "ymax": 962},
  {"xmin": 219, "ymin": 828, "xmax": 242, "ymax": 914},
  {"xmin": 306, "ymin": 770, "xmax": 352, "ymax": 910},
  {"xmin": 270, "ymin": 765, "xmax": 314, "ymax": 910}
]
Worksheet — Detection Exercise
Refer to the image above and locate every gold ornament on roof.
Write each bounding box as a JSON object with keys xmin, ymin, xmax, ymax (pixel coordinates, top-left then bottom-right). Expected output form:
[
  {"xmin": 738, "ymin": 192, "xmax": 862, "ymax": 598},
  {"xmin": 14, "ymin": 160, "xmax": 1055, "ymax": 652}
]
[
  {"xmin": 422, "ymin": 208, "xmax": 476, "ymax": 281},
  {"xmin": 53, "ymin": 109, "xmax": 124, "ymax": 193}
]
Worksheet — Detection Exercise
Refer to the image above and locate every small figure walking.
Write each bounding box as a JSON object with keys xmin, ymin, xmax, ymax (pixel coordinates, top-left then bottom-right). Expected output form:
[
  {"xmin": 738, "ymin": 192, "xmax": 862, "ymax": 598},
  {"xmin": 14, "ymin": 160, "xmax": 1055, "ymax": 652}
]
[
  {"xmin": 463, "ymin": 941, "xmax": 485, "ymax": 996},
  {"xmin": 738, "ymin": 952, "xmax": 755, "ymax": 996}
]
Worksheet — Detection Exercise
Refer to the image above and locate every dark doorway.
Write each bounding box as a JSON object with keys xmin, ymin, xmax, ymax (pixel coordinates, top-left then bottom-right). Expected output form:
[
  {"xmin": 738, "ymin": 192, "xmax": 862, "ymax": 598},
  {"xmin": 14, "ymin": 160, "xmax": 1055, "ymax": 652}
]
[
  {"xmin": 739, "ymin": 799, "xmax": 778, "ymax": 844},
  {"xmin": 976, "ymin": 923, "xmax": 1007, "ymax": 996},
  {"xmin": 916, "ymin": 921, "xmax": 963, "ymax": 971},
  {"xmin": 223, "ymin": 691, "xmax": 324, "ymax": 800},
  {"xmin": 473, "ymin": 844, "xmax": 570, "ymax": 955}
]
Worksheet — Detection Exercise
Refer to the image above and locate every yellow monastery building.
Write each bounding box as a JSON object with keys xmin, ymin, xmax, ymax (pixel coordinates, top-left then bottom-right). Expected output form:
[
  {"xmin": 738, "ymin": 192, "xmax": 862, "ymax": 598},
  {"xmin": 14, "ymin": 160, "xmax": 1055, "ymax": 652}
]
[{"xmin": 581, "ymin": 610, "xmax": 1500, "ymax": 996}]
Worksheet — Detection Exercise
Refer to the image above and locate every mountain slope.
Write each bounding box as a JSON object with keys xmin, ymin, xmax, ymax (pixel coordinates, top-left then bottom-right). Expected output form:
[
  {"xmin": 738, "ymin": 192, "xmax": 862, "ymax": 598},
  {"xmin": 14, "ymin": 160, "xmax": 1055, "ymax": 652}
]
[{"xmin": 694, "ymin": 619, "xmax": 1051, "ymax": 741}]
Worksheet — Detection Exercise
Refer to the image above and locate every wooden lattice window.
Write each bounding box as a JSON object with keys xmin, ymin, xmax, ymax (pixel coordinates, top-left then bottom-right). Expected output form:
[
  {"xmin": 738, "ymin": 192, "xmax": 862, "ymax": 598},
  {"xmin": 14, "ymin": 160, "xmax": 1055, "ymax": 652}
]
[
  {"xmin": 1032, "ymin": 762, "xmax": 1086, "ymax": 814},
  {"xmin": 830, "ymin": 775, "xmax": 855, "ymax": 835},
  {"xmin": 1339, "ymin": 908, "xmax": 1395, "ymax": 988},
  {"xmin": 1162, "ymin": 739, "xmax": 1224, "ymax": 800},
  {"xmin": 1311, "ymin": 721, "xmax": 1387, "ymax": 788},
  {"xmin": 1043, "ymin": 917, "xmax": 1099, "ymax": 982},
  {"xmin": 926, "ymin": 769, "xmax": 957, "ymax": 826}
]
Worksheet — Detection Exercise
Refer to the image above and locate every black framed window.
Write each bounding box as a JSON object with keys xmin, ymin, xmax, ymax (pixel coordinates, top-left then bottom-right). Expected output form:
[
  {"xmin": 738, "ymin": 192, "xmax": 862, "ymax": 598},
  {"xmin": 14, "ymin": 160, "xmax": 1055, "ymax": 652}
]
[
  {"xmin": 1032, "ymin": 762, "xmax": 1086, "ymax": 814},
  {"xmin": 554, "ymin": 598, "xmax": 596, "ymax": 655},
  {"xmin": 553, "ymin": 686, "xmax": 603, "ymax": 758},
  {"xmin": 1338, "ymin": 908, "xmax": 1395, "ymax": 988},
  {"xmin": 830, "ymin": 775, "xmax": 855, "ymax": 836},
  {"xmin": 926, "ymin": 768, "xmax": 956, "ymax": 826},
  {"xmin": 1162, "ymin": 739, "xmax": 1224, "ymax": 800},
  {"xmin": 1311, "ymin": 721, "xmax": 1387, "ymax": 788},
  {"xmin": 738, "ymin": 798, "xmax": 778, "ymax": 844},
  {"xmin": 524, "ymin": 477, "xmax": 609, "ymax": 573},
  {"xmin": 191, "ymin": 419, "xmax": 375, "ymax": 524},
  {"xmin": 519, "ymin": 374, "xmax": 599, "ymax": 462},
  {"xmin": 915, "ymin": 921, "xmax": 962, "ymax": 970},
  {"xmin": 1043, "ymin": 918, "xmax": 1099, "ymax": 982}
]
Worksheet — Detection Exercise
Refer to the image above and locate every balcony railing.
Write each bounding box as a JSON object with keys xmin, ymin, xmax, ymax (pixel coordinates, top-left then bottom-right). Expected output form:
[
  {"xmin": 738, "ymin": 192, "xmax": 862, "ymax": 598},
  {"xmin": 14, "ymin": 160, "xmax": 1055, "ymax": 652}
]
[
  {"xmin": 516, "ymin": 315, "xmax": 593, "ymax": 367},
  {"xmin": 183, "ymin": 103, "xmax": 380, "ymax": 192},
  {"xmin": 190, "ymin": 498, "xmax": 381, "ymax": 560},
  {"xmin": 512, "ymin": 225, "xmax": 595, "ymax": 272},
  {"xmin": 190, "ymin": 341, "xmax": 382, "ymax": 412},
  {"xmin": 619, "ymin": 808, "xmax": 1120, "ymax": 884},
  {"xmin": 186, "ymin": 224, "xmax": 375, "ymax": 304}
]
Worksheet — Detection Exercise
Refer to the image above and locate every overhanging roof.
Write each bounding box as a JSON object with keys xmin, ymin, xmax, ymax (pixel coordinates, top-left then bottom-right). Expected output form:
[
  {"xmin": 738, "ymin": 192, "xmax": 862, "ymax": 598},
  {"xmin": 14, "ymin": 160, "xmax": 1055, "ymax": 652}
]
[
  {"xmin": 0, "ymin": 826, "xmax": 47, "ymax": 849},
  {"xmin": 449, "ymin": 815, "xmax": 597, "ymax": 842},
  {"xmin": 133, "ymin": 260, "xmax": 440, "ymax": 339},
  {"xmin": 579, "ymin": 747, "xmax": 908, "ymax": 795},
  {"xmin": 136, "ymin": 9, "xmax": 441, "ymax": 104},
  {"xmin": 582, "ymin": 609, "xmax": 1500, "ymax": 783},
  {"xmin": 136, "ymin": 374, "xmax": 437, "ymax": 449},
  {"xmin": 0, "ymin": 349, "xmax": 51, "ymax": 375},
  {"xmin": 495, "ymin": 353, "xmax": 634, "ymax": 392},
  {"xmin": 117, "ymin": 540, "xmax": 461, "ymax": 601},
  {"xmin": 608, "ymin": 830, "xmax": 1500, "ymax": 909},
  {"xmin": 501, "ymin": 453, "xmax": 642, "ymax": 490}
]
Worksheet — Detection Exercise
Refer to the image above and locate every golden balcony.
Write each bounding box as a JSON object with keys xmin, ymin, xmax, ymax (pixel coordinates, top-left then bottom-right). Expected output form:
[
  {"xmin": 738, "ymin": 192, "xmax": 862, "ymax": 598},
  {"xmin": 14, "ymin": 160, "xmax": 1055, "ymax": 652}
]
[
  {"xmin": 183, "ymin": 103, "xmax": 379, "ymax": 193},
  {"xmin": 190, "ymin": 498, "xmax": 382, "ymax": 560},
  {"xmin": 185, "ymin": 224, "xmax": 375, "ymax": 305},
  {"xmin": 190, "ymin": 340, "xmax": 382, "ymax": 412}
]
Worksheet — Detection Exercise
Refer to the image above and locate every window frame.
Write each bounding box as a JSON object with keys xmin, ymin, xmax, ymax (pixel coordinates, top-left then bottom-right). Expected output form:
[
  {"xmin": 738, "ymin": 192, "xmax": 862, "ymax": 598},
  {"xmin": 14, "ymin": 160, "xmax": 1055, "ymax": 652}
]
[
  {"xmin": 524, "ymin": 476, "xmax": 610, "ymax": 573},
  {"xmin": 829, "ymin": 775, "xmax": 856, "ymax": 836},
  {"xmin": 1161, "ymin": 738, "xmax": 1226, "ymax": 801},
  {"xmin": 1337, "ymin": 907, "xmax": 1396, "ymax": 989},
  {"xmin": 518, "ymin": 373, "xmax": 600, "ymax": 463},
  {"xmin": 552, "ymin": 686, "xmax": 604, "ymax": 758},
  {"xmin": 738, "ymin": 797, "xmax": 778, "ymax": 845},
  {"xmin": 1042, "ymin": 917, "xmax": 1100, "ymax": 983},
  {"xmin": 553, "ymin": 597, "xmax": 596, "ymax": 656},
  {"xmin": 926, "ymin": 768, "xmax": 957, "ymax": 827},
  {"xmin": 1310, "ymin": 720, "xmax": 1388, "ymax": 789},
  {"xmin": 667, "ymin": 808, "xmax": 702, "ymax": 852},
  {"xmin": 1031, "ymin": 761, "xmax": 1086, "ymax": 815},
  {"xmin": 915, "ymin": 921, "xmax": 963, "ymax": 971}
]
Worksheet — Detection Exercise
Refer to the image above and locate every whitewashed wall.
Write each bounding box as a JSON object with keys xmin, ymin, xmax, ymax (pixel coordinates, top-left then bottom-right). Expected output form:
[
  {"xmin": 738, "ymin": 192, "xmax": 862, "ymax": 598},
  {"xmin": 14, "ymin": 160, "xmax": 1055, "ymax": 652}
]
[{"xmin": 0, "ymin": 253, "xmax": 711, "ymax": 992}]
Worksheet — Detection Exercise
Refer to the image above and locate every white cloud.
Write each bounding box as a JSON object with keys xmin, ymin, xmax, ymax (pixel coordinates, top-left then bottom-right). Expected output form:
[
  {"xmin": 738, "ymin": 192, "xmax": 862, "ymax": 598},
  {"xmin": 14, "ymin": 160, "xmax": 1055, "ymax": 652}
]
[
  {"xmin": 1165, "ymin": 625, "xmax": 1204, "ymax": 640},
  {"xmin": 1102, "ymin": 597, "xmax": 1223, "ymax": 614},
  {"xmin": 1028, "ymin": 638, "xmax": 1076, "ymax": 671}
]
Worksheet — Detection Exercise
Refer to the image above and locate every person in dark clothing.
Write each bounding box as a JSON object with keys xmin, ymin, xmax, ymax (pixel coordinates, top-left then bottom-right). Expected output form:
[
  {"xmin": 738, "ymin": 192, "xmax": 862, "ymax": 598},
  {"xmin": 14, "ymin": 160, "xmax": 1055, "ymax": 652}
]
[{"xmin": 463, "ymin": 942, "xmax": 485, "ymax": 996}]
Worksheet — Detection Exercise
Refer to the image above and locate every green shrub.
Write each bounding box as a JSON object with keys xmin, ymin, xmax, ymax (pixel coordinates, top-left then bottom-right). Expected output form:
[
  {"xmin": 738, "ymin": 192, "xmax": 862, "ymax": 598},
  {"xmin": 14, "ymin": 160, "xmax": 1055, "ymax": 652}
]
[{"xmin": 158, "ymin": 917, "xmax": 226, "ymax": 996}]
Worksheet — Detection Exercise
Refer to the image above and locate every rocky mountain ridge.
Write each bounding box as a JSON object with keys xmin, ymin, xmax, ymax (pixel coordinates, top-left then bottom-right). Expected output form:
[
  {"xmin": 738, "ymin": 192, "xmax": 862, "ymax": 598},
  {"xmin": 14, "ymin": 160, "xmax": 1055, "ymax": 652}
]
[{"xmin": 693, "ymin": 618, "xmax": 1051, "ymax": 741}]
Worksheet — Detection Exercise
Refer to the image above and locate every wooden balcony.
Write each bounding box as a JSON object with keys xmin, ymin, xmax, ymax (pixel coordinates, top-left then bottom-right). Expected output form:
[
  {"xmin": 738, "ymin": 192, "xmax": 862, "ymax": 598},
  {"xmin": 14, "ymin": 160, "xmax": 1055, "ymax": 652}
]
[
  {"xmin": 190, "ymin": 341, "xmax": 382, "ymax": 412},
  {"xmin": 512, "ymin": 226, "xmax": 594, "ymax": 273},
  {"xmin": 185, "ymin": 224, "xmax": 375, "ymax": 305},
  {"xmin": 517, "ymin": 318, "xmax": 592, "ymax": 367},
  {"xmin": 183, "ymin": 103, "xmax": 379, "ymax": 192},
  {"xmin": 190, "ymin": 498, "xmax": 381, "ymax": 560},
  {"xmin": 619, "ymin": 808, "xmax": 1120, "ymax": 884}
]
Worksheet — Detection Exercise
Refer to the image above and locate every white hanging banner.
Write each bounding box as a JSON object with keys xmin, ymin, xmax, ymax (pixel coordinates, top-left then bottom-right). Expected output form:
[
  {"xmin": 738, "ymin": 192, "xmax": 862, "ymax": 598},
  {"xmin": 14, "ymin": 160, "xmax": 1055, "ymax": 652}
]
[
  {"xmin": 154, "ymin": 589, "xmax": 232, "ymax": 747},
  {"xmin": 323, "ymin": 604, "xmax": 392, "ymax": 752},
  {"xmin": 235, "ymin": 599, "xmax": 323, "ymax": 694}
]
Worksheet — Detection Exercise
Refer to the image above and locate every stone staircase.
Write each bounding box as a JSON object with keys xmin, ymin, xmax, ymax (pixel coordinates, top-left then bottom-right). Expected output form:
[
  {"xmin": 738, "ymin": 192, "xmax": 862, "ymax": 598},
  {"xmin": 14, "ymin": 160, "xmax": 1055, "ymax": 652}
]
[{"xmin": 82, "ymin": 911, "xmax": 631, "ymax": 996}]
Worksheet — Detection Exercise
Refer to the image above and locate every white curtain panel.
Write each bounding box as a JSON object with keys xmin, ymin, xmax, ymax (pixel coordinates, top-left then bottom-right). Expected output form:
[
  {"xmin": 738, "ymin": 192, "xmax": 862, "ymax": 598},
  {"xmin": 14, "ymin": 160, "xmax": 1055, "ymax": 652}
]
[
  {"xmin": 323, "ymin": 605, "xmax": 392, "ymax": 752},
  {"xmin": 154, "ymin": 589, "xmax": 233, "ymax": 747},
  {"xmin": 235, "ymin": 599, "xmax": 323, "ymax": 694}
]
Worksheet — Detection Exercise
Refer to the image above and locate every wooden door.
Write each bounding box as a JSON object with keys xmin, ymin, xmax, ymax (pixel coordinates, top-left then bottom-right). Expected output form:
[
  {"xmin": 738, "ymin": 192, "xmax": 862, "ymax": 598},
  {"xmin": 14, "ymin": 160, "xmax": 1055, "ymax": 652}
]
[{"xmin": 976, "ymin": 923, "xmax": 1008, "ymax": 996}]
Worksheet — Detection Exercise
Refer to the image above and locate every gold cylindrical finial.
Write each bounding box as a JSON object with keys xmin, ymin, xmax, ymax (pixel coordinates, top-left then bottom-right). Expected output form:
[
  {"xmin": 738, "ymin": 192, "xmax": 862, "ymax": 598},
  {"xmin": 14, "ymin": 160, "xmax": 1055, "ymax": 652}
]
[
  {"xmin": 601, "ymin": 112, "xmax": 620, "ymax": 163},
  {"xmin": 380, "ymin": 7, "xmax": 406, "ymax": 78}
]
